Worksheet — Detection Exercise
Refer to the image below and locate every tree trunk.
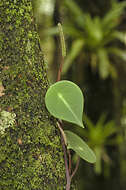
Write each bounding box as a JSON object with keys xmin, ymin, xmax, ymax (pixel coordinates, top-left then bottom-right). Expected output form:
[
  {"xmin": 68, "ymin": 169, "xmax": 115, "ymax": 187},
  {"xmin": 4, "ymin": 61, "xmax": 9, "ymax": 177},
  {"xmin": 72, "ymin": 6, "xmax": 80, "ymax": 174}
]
[{"xmin": 0, "ymin": 1, "xmax": 74, "ymax": 189}]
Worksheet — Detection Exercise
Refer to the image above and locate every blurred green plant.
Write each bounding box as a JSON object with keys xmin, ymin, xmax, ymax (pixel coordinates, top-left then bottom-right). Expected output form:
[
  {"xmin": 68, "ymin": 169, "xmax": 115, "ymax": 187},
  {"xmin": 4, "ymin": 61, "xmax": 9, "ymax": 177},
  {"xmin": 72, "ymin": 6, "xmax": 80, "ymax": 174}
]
[
  {"xmin": 63, "ymin": 0, "xmax": 126, "ymax": 79},
  {"xmin": 121, "ymin": 99, "xmax": 126, "ymax": 140},
  {"xmin": 47, "ymin": 0, "xmax": 126, "ymax": 79},
  {"xmin": 83, "ymin": 114, "xmax": 122, "ymax": 174}
]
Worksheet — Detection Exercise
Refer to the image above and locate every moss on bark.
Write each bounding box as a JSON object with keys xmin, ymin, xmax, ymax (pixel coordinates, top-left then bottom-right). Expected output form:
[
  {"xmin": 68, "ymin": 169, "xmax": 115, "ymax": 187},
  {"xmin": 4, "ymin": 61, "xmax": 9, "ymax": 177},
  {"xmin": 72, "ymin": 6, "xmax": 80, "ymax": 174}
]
[{"xmin": 0, "ymin": 0, "xmax": 76, "ymax": 189}]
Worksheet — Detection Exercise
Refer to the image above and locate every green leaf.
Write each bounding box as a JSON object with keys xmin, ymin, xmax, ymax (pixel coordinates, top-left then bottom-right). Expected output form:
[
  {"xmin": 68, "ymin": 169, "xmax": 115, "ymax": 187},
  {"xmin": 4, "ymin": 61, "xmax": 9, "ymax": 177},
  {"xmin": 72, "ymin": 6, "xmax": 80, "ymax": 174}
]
[
  {"xmin": 45, "ymin": 80, "xmax": 84, "ymax": 128},
  {"xmin": 63, "ymin": 39, "xmax": 84, "ymax": 74},
  {"xmin": 108, "ymin": 47, "xmax": 126, "ymax": 61},
  {"xmin": 84, "ymin": 15, "xmax": 103, "ymax": 45},
  {"xmin": 97, "ymin": 48, "xmax": 110, "ymax": 79},
  {"xmin": 64, "ymin": 130, "xmax": 96, "ymax": 163},
  {"xmin": 112, "ymin": 31, "xmax": 126, "ymax": 44},
  {"xmin": 63, "ymin": 25, "xmax": 83, "ymax": 38},
  {"xmin": 94, "ymin": 147, "xmax": 102, "ymax": 174},
  {"xmin": 102, "ymin": 2, "xmax": 126, "ymax": 30},
  {"xmin": 64, "ymin": 0, "xmax": 85, "ymax": 28}
]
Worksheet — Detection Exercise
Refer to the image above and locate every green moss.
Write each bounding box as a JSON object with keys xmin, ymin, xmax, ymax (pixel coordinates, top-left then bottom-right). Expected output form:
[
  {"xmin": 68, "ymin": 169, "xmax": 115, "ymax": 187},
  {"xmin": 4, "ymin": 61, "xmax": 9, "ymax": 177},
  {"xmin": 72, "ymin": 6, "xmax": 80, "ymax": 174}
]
[{"xmin": 0, "ymin": 0, "xmax": 77, "ymax": 189}]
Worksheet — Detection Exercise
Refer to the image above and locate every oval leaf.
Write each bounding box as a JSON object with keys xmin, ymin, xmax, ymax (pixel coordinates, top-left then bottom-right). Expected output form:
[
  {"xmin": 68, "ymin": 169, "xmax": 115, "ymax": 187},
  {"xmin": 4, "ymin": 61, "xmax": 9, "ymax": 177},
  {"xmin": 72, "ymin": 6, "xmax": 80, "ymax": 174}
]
[
  {"xmin": 64, "ymin": 130, "xmax": 96, "ymax": 163},
  {"xmin": 45, "ymin": 80, "xmax": 84, "ymax": 127}
]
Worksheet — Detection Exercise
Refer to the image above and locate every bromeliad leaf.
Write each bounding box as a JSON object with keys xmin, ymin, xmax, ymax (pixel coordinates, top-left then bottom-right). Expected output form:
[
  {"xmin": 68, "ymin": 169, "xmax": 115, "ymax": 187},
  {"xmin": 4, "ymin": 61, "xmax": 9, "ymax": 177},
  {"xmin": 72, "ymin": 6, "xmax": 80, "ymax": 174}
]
[
  {"xmin": 64, "ymin": 130, "xmax": 96, "ymax": 163},
  {"xmin": 62, "ymin": 39, "xmax": 84, "ymax": 74},
  {"xmin": 45, "ymin": 80, "xmax": 84, "ymax": 128}
]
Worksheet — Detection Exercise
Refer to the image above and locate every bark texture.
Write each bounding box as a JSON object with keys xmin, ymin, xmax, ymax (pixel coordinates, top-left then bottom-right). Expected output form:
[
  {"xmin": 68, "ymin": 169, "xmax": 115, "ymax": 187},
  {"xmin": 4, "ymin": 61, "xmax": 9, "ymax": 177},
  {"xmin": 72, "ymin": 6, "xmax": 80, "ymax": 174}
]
[{"xmin": 0, "ymin": 1, "xmax": 71, "ymax": 189}]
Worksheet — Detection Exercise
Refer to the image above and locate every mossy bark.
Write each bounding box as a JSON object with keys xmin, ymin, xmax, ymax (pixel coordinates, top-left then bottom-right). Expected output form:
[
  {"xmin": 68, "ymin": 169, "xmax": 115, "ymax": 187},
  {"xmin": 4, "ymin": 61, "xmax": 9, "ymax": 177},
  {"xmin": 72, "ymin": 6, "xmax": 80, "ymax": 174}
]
[{"xmin": 0, "ymin": 1, "xmax": 77, "ymax": 189}]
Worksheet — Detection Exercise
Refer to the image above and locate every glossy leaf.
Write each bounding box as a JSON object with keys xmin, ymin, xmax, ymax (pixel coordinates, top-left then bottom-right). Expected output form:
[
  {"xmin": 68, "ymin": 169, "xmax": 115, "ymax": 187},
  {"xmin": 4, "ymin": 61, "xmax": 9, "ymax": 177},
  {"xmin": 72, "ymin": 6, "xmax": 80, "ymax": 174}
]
[
  {"xmin": 64, "ymin": 130, "xmax": 96, "ymax": 163},
  {"xmin": 45, "ymin": 80, "xmax": 84, "ymax": 128}
]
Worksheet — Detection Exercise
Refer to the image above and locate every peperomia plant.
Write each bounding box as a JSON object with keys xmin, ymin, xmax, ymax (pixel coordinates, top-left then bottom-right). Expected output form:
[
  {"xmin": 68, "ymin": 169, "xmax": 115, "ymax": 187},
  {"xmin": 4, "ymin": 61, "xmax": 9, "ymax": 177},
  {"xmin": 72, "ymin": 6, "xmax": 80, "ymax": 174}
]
[{"xmin": 45, "ymin": 23, "xmax": 96, "ymax": 190}]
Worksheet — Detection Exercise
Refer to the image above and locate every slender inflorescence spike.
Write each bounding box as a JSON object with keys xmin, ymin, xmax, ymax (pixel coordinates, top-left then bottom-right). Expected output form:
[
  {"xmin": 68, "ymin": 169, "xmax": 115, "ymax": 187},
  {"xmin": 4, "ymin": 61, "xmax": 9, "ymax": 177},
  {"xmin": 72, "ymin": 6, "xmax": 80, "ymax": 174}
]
[{"xmin": 58, "ymin": 23, "xmax": 66, "ymax": 58}]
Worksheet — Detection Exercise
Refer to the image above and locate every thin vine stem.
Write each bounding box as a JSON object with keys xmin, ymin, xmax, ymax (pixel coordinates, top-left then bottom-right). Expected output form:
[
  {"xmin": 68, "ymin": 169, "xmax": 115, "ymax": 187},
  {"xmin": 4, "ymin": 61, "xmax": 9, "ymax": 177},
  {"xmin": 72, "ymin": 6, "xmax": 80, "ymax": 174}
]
[
  {"xmin": 71, "ymin": 156, "xmax": 80, "ymax": 180},
  {"xmin": 61, "ymin": 135, "xmax": 71, "ymax": 190},
  {"xmin": 67, "ymin": 149, "xmax": 72, "ymax": 174},
  {"xmin": 57, "ymin": 121, "xmax": 71, "ymax": 190}
]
